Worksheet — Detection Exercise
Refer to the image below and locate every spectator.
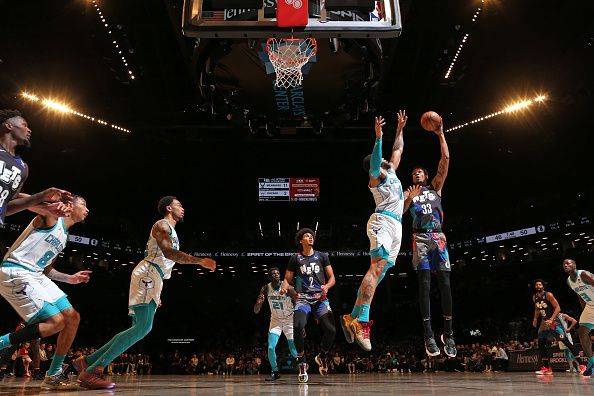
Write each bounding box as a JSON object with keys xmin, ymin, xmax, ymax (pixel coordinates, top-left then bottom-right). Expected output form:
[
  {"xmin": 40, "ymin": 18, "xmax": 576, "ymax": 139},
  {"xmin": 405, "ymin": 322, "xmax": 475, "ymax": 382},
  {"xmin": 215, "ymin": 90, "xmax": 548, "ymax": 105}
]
[{"xmin": 225, "ymin": 355, "xmax": 235, "ymax": 375}]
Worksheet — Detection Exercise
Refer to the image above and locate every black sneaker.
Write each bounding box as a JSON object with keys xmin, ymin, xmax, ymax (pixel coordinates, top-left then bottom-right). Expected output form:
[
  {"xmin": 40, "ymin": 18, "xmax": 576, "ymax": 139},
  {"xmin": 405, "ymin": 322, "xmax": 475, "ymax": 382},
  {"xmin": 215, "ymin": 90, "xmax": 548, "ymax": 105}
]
[
  {"xmin": 265, "ymin": 371, "xmax": 281, "ymax": 381},
  {"xmin": 441, "ymin": 333, "xmax": 457, "ymax": 358},
  {"xmin": 425, "ymin": 337, "xmax": 441, "ymax": 357}
]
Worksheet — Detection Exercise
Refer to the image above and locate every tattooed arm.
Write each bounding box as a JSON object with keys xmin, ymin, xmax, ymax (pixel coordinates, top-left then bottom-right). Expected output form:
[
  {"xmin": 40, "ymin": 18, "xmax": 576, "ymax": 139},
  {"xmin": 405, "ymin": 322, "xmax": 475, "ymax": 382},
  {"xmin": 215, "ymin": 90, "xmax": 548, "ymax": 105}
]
[
  {"xmin": 430, "ymin": 123, "xmax": 450, "ymax": 195},
  {"xmin": 152, "ymin": 220, "xmax": 216, "ymax": 270},
  {"xmin": 44, "ymin": 264, "xmax": 92, "ymax": 284}
]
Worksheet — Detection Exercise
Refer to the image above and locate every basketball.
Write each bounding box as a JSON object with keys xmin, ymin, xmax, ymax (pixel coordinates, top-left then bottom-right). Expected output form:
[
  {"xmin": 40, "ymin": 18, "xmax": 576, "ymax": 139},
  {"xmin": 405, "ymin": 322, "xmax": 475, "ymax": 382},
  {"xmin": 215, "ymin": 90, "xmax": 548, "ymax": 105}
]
[{"xmin": 420, "ymin": 111, "xmax": 442, "ymax": 132}]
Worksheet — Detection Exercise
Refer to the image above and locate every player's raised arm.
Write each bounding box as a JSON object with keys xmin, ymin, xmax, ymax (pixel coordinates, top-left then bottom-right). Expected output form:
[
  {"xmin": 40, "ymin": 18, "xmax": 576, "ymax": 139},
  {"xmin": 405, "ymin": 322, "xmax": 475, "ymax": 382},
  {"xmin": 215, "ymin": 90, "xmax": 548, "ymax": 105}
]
[
  {"xmin": 368, "ymin": 116, "xmax": 386, "ymax": 188},
  {"xmin": 254, "ymin": 285, "xmax": 267, "ymax": 314},
  {"xmin": 389, "ymin": 110, "xmax": 407, "ymax": 171},
  {"xmin": 429, "ymin": 123, "xmax": 450, "ymax": 195},
  {"xmin": 152, "ymin": 221, "xmax": 216, "ymax": 270}
]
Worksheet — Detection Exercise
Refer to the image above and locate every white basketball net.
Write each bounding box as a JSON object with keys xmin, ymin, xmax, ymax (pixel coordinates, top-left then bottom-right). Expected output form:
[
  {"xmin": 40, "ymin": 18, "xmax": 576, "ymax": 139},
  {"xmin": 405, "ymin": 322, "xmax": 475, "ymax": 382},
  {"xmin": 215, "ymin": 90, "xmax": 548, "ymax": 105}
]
[{"xmin": 266, "ymin": 38, "xmax": 317, "ymax": 89}]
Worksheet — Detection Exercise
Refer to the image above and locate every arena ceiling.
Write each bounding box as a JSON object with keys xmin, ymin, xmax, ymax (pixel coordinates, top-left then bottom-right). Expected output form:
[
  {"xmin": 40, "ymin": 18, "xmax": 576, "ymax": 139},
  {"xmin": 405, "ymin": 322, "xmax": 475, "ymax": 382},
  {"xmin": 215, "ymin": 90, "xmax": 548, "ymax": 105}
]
[{"xmin": 0, "ymin": 0, "xmax": 592, "ymax": 240}]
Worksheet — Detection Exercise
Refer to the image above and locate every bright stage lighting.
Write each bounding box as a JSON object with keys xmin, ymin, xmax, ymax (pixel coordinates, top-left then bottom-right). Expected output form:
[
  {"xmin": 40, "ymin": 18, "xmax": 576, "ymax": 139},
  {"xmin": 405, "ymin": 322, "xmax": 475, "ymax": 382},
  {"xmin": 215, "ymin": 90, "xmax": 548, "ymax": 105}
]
[
  {"xmin": 446, "ymin": 94, "xmax": 547, "ymax": 132},
  {"xmin": 21, "ymin": 91, "xmax": 131, "ymax": 133}
]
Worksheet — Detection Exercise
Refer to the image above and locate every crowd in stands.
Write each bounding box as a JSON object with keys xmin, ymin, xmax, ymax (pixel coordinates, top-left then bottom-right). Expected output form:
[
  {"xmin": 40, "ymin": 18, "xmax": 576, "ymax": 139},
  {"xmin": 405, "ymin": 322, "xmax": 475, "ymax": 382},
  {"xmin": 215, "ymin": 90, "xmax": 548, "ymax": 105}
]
[{"xmin": 0, "ymin": 336, "xmax": 563, "ymax": 378}]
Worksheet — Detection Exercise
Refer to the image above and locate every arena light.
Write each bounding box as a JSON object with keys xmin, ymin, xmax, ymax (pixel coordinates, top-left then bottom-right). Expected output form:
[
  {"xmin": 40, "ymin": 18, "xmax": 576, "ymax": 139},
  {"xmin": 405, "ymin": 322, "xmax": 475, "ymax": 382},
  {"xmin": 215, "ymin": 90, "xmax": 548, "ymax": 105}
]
[
  {"xmin": 42, "ymin": 99, "xmax": 72, "ymax": 113},
  {"xmin": 21, "ymin": 91, "xmax": 131, "ymax": 133},
  {"xmin": 446, "ymin": 94, "xmax": 547, "ymax": 132},
  {"xmin": 90, "ymin": 0, "xmax": 135, "ymax": 80},
  {"xmin": 444, "ymin": 0, "xmax": 484, "ymax": 79}
]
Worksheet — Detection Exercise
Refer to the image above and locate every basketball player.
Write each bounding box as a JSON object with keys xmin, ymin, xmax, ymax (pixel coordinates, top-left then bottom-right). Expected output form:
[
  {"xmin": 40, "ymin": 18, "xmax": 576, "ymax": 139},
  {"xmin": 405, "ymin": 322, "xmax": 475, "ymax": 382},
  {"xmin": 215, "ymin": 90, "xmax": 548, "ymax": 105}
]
[
  {"xmin": 254, "ymin": 267, "xmax": 298, "ymax": 381},
  {"xmin": 341, "ymin": 111, "xmax": 408, "ymax": 352},
  {"xmin": 0, "ymin": 195, "xmax": 91, "ymax": 390},
  {"xmin": 531, "ymin": 279, "xmax": 580, "ymax": 375},
  {"xmin": 74, "ymin": 196, "xmax": 216, "ymax": 389},
  {"xmin": 280, "ymin": 228, "xmax": 336, "ymax": 383},
  {"xmin": 401, "ymin": 121, "xmax": 456, "ymax": 357},
  {"xmin": 558, "ymin": 313, "xmax": 583, "ymax": 373},
  {"xmin": 563, "ymin": 258, "xmax": 594, "ymax": 376},
  {"xmin": 0, "ymin": 109, "xmax": 72, "ymax": 221}
]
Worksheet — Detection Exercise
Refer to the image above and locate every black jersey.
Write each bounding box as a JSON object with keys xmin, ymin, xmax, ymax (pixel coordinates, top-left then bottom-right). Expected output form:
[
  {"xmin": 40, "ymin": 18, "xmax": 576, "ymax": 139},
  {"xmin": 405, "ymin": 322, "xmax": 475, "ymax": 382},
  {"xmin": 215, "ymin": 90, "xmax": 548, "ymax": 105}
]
[
  {"xmin": 0, "ymin": 148, "xmax": 27, "ymax": 223},
  {"xmin": 287, "ymin": 250, "xmax": 331, "ymax": 294},
  {"xmin": 409, "ymin": 185, "xmax": 443, "ymax": 232},
  {"xmin": 534, "ymin": 292, "xmax": 554, "ymax": 320}
]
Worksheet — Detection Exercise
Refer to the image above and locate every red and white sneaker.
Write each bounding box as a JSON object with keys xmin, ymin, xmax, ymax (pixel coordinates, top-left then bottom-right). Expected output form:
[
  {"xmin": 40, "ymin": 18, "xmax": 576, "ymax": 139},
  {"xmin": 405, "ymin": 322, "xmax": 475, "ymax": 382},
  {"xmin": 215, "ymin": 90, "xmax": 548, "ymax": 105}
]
[
  {"xmin": 535, "ymin": 366, "xmax": 553, "ymax": 375},
  {"xmin": 352, "ymin": 320, "xmax": 373, "ymax": 352}
]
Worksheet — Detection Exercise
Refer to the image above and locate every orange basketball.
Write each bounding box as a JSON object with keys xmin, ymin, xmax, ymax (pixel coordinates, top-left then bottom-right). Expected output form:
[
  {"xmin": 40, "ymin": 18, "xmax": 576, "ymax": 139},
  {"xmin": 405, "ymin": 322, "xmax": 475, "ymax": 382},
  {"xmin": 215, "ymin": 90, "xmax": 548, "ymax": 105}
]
[{"xmin": 420, "ymin": 111, "xmax": 442, "ymax": 132}]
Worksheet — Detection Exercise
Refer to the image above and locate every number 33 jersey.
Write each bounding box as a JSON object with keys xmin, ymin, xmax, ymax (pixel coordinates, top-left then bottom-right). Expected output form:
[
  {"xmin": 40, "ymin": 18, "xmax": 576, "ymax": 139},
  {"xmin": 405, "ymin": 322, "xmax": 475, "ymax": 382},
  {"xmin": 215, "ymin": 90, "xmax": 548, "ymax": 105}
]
[
  {"xmin": 3, "ymin": 218, "xmax": 68, "ymax": 272},
  {"xmin": 287, "ymin": 251, "xmax": 330, "ymax": 294},
  {"xmin": 409, "ymin": 185, "xmax": 444, "ymax": 232}
]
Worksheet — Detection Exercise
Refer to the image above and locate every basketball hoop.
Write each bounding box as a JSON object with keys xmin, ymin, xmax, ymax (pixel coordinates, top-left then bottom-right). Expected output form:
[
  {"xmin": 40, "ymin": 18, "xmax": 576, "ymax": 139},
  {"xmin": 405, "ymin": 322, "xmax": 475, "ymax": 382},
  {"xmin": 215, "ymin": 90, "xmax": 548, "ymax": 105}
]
[{"xmin": 266, "ymin": 38, "xmax": 317, "ymax": 89}]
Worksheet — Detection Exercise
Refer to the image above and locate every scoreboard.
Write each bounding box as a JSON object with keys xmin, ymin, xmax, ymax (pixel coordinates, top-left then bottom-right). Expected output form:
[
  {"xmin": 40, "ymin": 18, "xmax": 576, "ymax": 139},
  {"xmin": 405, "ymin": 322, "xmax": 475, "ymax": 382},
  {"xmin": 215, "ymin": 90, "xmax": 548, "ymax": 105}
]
[{"xmin": 258, "ymin": 178, "xmax": 320, "ymax": 202}]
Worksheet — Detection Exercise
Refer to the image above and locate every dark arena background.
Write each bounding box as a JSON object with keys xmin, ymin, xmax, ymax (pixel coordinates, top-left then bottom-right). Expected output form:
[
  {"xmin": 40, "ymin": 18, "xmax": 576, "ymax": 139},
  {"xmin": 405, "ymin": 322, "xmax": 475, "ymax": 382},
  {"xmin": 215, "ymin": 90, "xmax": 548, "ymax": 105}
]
[{"xmin": 1, "ymin": 0, "xmax": 594, "ymax": 394}]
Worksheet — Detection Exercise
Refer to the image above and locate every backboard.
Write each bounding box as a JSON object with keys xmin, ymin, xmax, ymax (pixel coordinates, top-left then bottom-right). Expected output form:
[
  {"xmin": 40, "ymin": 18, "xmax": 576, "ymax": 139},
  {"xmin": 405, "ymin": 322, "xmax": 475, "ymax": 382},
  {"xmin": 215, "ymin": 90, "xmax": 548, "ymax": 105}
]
[{"xmin": 182, "ymin": 0, "xmax": 402, "ymax": 39}]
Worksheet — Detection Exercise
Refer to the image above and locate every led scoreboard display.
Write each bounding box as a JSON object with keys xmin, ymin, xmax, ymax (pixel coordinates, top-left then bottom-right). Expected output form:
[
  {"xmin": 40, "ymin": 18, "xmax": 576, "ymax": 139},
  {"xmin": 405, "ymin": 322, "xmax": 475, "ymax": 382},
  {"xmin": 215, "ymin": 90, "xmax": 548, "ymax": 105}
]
[{"xmin": 258, "ymin": 178, "xmax": 320, "ymax": 202}]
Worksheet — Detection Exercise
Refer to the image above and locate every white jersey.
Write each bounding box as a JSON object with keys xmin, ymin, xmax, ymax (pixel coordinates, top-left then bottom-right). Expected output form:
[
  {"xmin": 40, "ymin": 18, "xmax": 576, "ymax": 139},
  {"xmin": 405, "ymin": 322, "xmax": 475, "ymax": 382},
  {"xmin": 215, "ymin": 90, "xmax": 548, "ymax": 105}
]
[
  {"xmin": 143, "ymin": 220, "xmax": 179, "ymax": 280},
  {"xmin": 567, "ymin": 270, "xmax": 594, "ymax": 306},
  {"xmin": 370, "ymin": 170, "xmax": 404, "ymax": 221},
  {"xmin": 266, "ymin": 283, "xmax": 294, "ymax": 320},
  {"xmin": 3, "ymin": 218, "xmax": 68, "ymax": 272}
]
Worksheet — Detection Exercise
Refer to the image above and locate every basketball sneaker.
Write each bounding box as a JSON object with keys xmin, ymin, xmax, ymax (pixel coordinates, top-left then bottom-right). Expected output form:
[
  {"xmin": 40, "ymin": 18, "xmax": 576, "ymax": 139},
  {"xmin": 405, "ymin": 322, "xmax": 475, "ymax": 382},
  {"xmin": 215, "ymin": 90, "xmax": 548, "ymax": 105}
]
[
  {"xmin": 298, "ymin": 362, "xmax": 309, "ymax": 383},
  {"xmin": 535, "ymin": 366, "xmax": 553, "ymax": 375},
  {"xmin": 340, "ymin": 314, "xmax": 355, "ymax": 344},
  {"xmin": 315, "ymin": 353, "xmax": 329, "ymax": 376},
  {"xmin": 78, "ymin": 367, "xmax": 116, "ymax": 389},
  {"xmin": 440, "ymin": 333, "xmax": 457, "ymax": 358},
  {"xmin": 351, "ymin": 319, "xmax": 373, "ymax": 351},
  {"xmin": 581, "ymin": 364, "xmax": 593, "ymax": 378},
  {"xmin": 424, "ymin": 337, "xmax": 441, "ymax": 357},
  {"xmin": 265, "ymin": 371, "xmax": 281, "ymax": 381},
  {"xmin": 40, "ymin": 367, "xmax": 80, "ymax": 391}
]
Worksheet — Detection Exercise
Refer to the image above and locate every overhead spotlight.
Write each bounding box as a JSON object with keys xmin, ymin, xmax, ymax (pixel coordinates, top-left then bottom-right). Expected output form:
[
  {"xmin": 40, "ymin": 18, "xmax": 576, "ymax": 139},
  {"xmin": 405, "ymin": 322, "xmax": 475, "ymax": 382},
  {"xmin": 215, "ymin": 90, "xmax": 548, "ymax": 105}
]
[{"xmin": 328, "ymin": 38, "xmax": 339, "ymax": 53}]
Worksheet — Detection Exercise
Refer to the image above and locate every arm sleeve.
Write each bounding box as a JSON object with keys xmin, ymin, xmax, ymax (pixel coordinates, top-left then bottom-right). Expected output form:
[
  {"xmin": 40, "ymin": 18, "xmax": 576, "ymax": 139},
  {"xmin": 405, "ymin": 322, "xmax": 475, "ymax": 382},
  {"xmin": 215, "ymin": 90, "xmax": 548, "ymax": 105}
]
[{"xmin": 370, "ymin": 138, "xmax": 382, "ymax": 178}]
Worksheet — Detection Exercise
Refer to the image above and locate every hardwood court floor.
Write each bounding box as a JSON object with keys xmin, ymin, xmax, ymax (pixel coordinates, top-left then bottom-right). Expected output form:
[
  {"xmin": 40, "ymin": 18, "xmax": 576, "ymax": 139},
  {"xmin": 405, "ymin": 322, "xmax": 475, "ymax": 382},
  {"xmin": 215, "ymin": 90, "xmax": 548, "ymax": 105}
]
[{"xmin": 1, "ymin": 372, "xmax": 593, "ymax": 395}]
